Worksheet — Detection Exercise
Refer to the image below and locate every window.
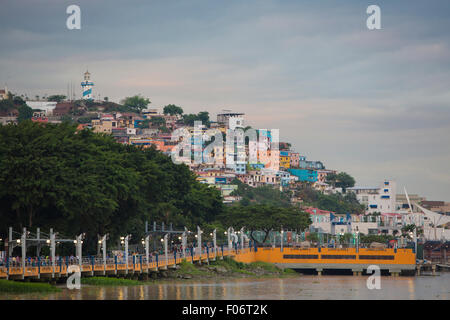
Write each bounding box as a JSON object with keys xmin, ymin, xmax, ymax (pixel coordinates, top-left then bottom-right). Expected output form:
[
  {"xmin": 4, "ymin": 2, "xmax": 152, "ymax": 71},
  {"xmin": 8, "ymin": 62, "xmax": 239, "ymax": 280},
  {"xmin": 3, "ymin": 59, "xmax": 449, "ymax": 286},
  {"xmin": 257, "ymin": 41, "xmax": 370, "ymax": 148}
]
[
  {"xmin": 359, "ymin": 255, "xmax": 394, "ymax": 260},
  {"xmin": 283, "ymin": 255, "xmax": 318, "ymax": 259},
  {"xmin": 321, "ymin": 255, "xmax": 356, "ymax": 260}
]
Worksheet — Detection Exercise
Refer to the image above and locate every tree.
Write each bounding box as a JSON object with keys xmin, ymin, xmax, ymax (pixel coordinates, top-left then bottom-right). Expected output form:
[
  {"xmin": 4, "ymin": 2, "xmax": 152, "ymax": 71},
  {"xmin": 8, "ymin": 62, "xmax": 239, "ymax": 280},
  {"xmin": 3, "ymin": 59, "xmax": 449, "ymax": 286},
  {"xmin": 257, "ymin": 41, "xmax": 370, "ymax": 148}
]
[
  {"xmin": 328, "ymin": 172, "xmax": 355, "ymax": 193},
  {"xmin": 0, "ymin": 122, "xmax": 225, "ymax": 254},
  {"xmin": 150, "ymin": 116, "xmax": 166, "ymax": 127},
  {"xmin": 47, "ymin": 95, "xmax": 66, "ymax": 103},
  {"xmin": 0, "ymin": 99, "xmax": 15, "ymax": 112},
  {"xmin": 294, "ymin": 184, "xmax": 365, "ymax": 215},
  {"xmin": 163, "ymin": 104, "xmax": 183, "ymax": 116},
  {"xmin": 197, "ymin": 111, "xmax": 210, "ymax": 126},
  {"xmin": 218, "ymin": 204, "xmax": 311, "ymax": 244},
  {"xmin": 182, "ymin": 111, "xmax": 210, "ymax": 127},
  {"xmin": 306, "ymin": 232, "xmax": 319, "ymax": 242},
  {"xmin": 104, "ymin": 97, "xmax": 109, "ymax": 102},
  {"xmin": 17, "ymin": 104, "xmax": 33, "ymax": 122},
  {"xmin": 121, "ymin": 95, "xmax": 151, "ymax": 112}
]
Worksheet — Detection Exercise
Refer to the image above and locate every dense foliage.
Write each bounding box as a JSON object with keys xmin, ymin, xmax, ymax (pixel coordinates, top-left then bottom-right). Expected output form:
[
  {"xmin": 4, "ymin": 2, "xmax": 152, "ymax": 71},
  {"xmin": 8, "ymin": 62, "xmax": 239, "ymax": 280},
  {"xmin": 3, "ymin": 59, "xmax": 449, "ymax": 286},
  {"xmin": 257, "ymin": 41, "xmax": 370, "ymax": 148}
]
[
  {"xmin": 230, "ymin": 179, "xmax": 292, "ymax": 207},
  {"xmin": 294, "ymin": 184, "xmax": 365, "ymax": 215},
  {"xmin": 182, "ymin": 111, "xmax": 210, "ymax": 127},
  {"xmin": 217, "ymin": 204, "xmax": 311, "ymax": 243},
  {"xmin": 163, "ymin": 104, "xmax": 183, "ymax": 116},
  {"xmin": 0, "ymin": 122, "xmax": 223, "ymax": 252},
  {"xmin": 121, "ymin": 95, "xmax": 151, "ymax": 112},
  {"xmin": 325, "ymin": 172, "xmax": 355, "ymax": 193}
]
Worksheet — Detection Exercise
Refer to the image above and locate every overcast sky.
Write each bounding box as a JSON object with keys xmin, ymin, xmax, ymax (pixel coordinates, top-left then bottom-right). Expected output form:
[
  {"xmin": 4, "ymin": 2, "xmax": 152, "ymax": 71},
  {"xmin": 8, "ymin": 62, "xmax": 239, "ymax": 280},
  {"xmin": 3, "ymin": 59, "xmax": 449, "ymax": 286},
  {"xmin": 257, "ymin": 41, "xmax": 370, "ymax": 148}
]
[{"xmin": 1, "ymin": 0, "xmax": 449, "ymax": 201}]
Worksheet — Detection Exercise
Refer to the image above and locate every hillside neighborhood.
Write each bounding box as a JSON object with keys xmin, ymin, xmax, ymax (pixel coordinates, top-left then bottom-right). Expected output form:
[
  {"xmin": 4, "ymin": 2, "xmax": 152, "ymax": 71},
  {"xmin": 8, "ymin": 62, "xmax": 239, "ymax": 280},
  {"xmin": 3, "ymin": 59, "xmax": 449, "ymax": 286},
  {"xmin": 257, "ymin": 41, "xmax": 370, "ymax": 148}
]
[{"xmin": 1, "ymin": 72, "xmax": 449, "ymax": 242}]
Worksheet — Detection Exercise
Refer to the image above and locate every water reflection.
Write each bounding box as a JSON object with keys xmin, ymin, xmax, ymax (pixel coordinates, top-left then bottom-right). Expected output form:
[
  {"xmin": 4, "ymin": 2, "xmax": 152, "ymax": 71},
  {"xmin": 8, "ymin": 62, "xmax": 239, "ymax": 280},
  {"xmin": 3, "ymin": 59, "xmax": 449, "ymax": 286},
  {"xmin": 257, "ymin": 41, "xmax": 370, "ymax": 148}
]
[{"xmin": 1, "ymin": 273, "xmax": 449, "ymax": 300}]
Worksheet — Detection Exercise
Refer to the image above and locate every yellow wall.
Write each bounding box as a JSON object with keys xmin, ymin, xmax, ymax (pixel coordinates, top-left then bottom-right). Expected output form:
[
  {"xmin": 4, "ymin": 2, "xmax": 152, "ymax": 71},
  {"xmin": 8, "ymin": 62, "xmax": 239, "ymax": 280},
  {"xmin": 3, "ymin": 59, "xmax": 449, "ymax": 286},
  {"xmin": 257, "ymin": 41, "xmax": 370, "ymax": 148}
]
[{"xmin": 231, "ymin": 247, "xmax": 415, "ymax": 266}]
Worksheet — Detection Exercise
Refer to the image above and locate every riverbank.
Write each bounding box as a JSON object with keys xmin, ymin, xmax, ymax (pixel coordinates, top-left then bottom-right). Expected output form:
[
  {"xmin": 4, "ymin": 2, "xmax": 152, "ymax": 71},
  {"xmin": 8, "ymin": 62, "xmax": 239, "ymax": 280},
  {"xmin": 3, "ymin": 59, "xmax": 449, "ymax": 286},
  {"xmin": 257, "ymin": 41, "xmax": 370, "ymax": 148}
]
[
  {"xmin": 0, "ymin": 258, "xmax": 298, "ymax": 293},
  {"xmin": 81, "ymin": 257, "xmax": 298, "ymax": 286},
  {"xmin": 0, "ymin": 279, "xmax": 61, "ymax": 294}
]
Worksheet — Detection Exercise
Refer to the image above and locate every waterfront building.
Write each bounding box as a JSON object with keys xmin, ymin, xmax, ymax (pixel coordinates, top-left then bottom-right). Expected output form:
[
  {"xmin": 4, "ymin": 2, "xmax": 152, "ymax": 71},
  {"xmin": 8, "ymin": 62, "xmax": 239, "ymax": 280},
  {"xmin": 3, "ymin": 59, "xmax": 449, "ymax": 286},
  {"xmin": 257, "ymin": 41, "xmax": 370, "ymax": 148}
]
[
  {"xmin": 395, "ymin": 193, "xmax": 426, "ymax": 212},
  {"xmin": 348, "ymin": 180, "xmax": 397, "ymax": 214},
  {"xmin": 420, "ymin": 201, "xmax": 450, "ymax": 215}
]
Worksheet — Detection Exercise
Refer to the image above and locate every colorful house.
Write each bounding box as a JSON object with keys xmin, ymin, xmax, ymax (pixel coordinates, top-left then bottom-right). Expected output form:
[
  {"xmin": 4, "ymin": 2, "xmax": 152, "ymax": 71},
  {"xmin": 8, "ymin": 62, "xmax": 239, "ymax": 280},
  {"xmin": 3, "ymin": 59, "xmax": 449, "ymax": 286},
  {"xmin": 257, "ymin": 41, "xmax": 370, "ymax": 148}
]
[
  {"xmin": 279, "ymin": 151, "xmax": 290, "ymax": 169},
  {"xmin": 288, "ymin": 168, "xmax": 318, "ymax": 182}
]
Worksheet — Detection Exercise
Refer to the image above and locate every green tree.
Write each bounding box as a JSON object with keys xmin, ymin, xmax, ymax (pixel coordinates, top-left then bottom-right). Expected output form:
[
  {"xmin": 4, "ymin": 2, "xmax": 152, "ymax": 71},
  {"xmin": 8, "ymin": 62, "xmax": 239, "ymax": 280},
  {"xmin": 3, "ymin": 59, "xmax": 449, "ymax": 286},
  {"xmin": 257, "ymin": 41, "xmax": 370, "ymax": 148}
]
[
  {"xmin": 150, "ymin": 116, "xmax": 166, "ymax": 127},
  {"xmin": 0, "ymin": 122, "xmax": 225, "ymax": 254},
  {"xmin": 217, "ymin": 204, "xmax": 311, "ymax": 244},
  {"xmin": 182, "ymin": 111, "xmax": 210, "ymax": 127},
  {"xmin": 163, "ymin": 104, "xmax": 183, "ymax": 116},
  {"xmin": 121, "ymin": 95, "xmax": 151, "ymax": 112},
  {"xmin": 17, "ymin": 104, "xmax": 33, "ymax": 122},
  {"xmin": 306, "ymin": 232, "xmax": 319, "ymax": 242},
  {"xmin": 47, "ymin": 95, "xmax": 66, "ymax": 102},
  {"xmin": 327, "ymin": 172, "xmax": 355, "ymax": 193}
]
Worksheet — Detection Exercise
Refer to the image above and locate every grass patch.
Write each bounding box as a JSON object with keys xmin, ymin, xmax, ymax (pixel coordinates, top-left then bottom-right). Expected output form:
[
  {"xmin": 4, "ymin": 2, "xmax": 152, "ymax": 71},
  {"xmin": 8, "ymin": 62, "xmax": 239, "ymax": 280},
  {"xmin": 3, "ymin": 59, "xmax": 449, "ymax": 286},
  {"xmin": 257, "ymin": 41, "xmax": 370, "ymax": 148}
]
[
  {"xmin": 248, "ymin": 261, "xmax": 281, "ymax": 273},
  {"xmin": 175, "ymin": 261, "xmax": 205, "ymax": 276},
  {"xmin": 81, "ymin": 277, "xmax": 142, "ymax": 286},
  {"xmin": 210, "ymin": 257, "xmax": 247, "ymax": 271},
  {"xmin": 0, "ymin": 280, "xmax": 60, "ymax": 293},
  {"xmin": 282, "ymin": 268, "xmax": 298, "ymax": 275}
]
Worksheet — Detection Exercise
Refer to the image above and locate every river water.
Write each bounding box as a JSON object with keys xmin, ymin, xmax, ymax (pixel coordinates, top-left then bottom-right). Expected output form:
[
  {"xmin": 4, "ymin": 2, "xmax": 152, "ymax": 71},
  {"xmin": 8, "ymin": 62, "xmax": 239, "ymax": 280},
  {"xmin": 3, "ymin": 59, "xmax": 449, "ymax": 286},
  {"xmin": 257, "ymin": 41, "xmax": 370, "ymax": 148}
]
[{"xmin": 2, "ymin": 273, "xmax": 449, "ymax": 300}]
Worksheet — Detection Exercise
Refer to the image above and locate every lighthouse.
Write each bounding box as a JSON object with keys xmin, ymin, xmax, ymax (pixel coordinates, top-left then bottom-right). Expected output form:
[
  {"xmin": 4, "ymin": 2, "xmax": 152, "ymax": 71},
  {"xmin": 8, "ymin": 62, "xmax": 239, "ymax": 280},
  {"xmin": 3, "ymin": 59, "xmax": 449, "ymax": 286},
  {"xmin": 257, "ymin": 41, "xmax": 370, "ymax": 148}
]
[{"xmin": 81, "ymin": 70, "xmax": 94, "ymax": 100}]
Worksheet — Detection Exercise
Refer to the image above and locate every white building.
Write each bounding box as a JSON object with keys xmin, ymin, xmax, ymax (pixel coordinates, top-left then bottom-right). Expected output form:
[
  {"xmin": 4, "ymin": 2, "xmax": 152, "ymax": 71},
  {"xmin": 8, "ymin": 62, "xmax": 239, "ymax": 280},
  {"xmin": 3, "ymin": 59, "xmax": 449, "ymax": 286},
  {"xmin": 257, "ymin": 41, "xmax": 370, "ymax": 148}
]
[
  {"xmin": 26, "ymin": 101, "xmax": 58, "ymax": 116},
  {"xmin": 348, "ymin": 180, "xmax": 397, "ymax": 214},
  {"xmin": 216, "ymin": 111, "xmax": 245, "ymax": 129},
  {"xmin": 0, "ymin": 86, "xmax": 8, "ymax": 100}
]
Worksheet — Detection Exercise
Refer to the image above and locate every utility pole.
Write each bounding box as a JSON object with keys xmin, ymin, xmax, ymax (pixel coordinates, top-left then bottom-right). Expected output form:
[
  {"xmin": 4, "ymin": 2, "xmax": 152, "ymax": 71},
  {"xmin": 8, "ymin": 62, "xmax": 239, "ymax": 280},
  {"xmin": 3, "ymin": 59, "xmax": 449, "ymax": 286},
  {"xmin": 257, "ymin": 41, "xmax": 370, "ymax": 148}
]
[
  {"xmin": 197, "ymin": 226, "xmax": 202, "ymax": 264},
  {"xmin": 164, "ymin": 233, "xmax": 169, "ymax": 267},
  {"xmin": 213, "ymin": 229, "xmax": 217, "ymax": 260},
  {"xmin": 280, "ymin": 228, "xmax": 284, "ymax": 252},
  {"xmin": 227, "ymin": 227, "xmax": 233, "ymax": 251},
  {"xmin": 36, "ymin": 228, "xmax": 41, "ymax": 257},
  {"xmin": 99, "ymin": 234, "xmax": 108, "ymax": 275},
  {"xmin": 145, "ymin": 235, "xmax": 150, "ymax": 264},
  {"xmin": 124, "ymin": 235, "xmax": 130, "ymax": 274},
  {"xmin": 50, "ymin": 228, "xmax": 56, "ymax": 278},
  {"xmin": 182, "ymin": 227, "xmax": 188, "ymax": 260},
  {"xmin": 240, "ymin": 227, "xmax": 245, "ymax": 250},
  {"xmin": 21, "ymin": 228, "xmax": 26, "ymax": 280},
  {"xmin": 75, "ymin": 234, "xmax": 84, "ymax": 270}
]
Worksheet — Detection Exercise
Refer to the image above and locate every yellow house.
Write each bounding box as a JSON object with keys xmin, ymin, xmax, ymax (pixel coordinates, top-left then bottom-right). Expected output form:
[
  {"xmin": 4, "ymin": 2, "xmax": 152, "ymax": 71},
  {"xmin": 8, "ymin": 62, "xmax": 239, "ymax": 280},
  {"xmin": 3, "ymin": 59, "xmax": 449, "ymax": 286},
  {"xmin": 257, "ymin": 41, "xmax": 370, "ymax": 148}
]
[
  {"xmin": 280, "ymin": 155, "xmax": 290, "ymax": 169},
  {"xmin": 92, "ymin": 119, "xmax": 118, "ymax": 134}
]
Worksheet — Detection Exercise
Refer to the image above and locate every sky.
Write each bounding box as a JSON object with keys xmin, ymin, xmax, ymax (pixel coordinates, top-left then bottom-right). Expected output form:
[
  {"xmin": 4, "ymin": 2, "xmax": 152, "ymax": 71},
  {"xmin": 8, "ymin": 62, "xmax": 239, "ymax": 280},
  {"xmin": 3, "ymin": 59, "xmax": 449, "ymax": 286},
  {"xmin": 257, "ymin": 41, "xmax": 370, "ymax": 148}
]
[{"xmin": 1, "ymin": 0, "xmax": 449, "ymax": 201}]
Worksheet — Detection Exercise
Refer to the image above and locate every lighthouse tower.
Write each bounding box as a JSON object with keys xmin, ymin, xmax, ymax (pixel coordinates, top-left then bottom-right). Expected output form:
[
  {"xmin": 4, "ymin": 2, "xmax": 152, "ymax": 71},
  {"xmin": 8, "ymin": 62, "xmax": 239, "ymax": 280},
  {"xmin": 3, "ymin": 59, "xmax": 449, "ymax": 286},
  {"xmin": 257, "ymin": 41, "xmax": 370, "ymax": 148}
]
[{"xmin": 81, "ymin": 70, "xmax": 94, "ymax": 100}]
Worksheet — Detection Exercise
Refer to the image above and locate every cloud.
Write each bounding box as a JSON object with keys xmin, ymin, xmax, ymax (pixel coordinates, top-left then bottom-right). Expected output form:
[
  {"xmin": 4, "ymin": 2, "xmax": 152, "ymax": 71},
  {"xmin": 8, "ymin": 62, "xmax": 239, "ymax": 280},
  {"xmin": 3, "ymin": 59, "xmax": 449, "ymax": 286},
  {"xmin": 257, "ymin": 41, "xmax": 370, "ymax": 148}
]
[{"xmin": 0, "ymin": 0, "xmax": 449, "ymax": 200}]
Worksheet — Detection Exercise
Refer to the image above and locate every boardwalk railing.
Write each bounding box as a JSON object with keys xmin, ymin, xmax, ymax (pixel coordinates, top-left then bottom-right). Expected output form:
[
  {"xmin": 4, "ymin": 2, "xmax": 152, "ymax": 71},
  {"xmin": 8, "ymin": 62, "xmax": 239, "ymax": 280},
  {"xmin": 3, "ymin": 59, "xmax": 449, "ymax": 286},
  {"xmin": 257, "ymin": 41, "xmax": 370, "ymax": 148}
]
[{"xmin": 0, "ymin": 245, "xmax": 247, "ymax": 280}]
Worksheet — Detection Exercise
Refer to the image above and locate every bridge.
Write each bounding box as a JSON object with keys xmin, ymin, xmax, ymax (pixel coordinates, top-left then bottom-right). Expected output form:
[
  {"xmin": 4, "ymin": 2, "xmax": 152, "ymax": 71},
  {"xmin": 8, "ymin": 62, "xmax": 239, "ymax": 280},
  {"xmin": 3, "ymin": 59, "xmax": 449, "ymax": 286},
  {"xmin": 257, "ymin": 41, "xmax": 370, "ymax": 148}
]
[
  {"xmin": 0, "ymin": 225, "xmax": 418, "ymax": 281},
  {"xmin": 0, "ymin": 245, "xmax": 418, "ymax": 281}
]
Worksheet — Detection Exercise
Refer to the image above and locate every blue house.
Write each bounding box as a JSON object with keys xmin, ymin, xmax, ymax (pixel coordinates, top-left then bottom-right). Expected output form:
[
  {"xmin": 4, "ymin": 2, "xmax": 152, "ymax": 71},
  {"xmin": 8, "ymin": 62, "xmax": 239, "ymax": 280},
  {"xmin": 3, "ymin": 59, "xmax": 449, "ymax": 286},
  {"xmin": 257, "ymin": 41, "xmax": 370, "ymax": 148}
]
[{"xmin": 287, "ymin": 169, "xmax": 318, "ymax": 182}]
